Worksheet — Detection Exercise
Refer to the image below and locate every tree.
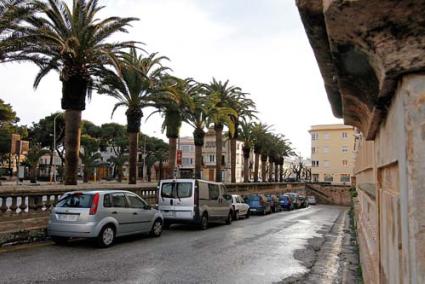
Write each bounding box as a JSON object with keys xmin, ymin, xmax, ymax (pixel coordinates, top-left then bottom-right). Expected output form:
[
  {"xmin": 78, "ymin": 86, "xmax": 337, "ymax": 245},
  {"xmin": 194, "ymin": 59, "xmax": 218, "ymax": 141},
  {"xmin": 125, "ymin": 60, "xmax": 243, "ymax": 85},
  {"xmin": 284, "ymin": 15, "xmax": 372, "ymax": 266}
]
[
  {"xmin": 143, "ymin": 135, "xmax": 168, "ymax": 181},
  {"xmin": 0, "ymin": 98, "xmax": 17, "ymax": 124},
  {"xmin": 80, "ymin": 134, "xmax": 100, "ymax": 183},
  {"xmin": 227, "ymin": 92, "xmax": 256, "ymax": 183},
  {"xmin": 0, "ymin": 0, "xmax": 36, "ymax": 60},
  {"xmin": 22, "ymin": 143, "xmax": 49, "ymax": 183},
  {"xmin": 204, "ymin": 78, "xmax": 238, "ymax": 182},
  {"xmin": 100, "ymin": 123, "xmax": 127, "ymax": 181},
  {"xmin": 251, "ymin": 122, "xmax": 271, "ymax": 182},
  {"xmin": 7, "ymin": 0, "xmax": 138, "ymax": 184},
  {"xmin": 151, "ymin": 76, "xmax": 193, "ymax": 179},
  {"xmin": 238, "ymin": 120, "xmax": 255, "ymax": 183},
  {"xmin": 99, "ymin": 48, "xmax": 169, "ymax": 184}
]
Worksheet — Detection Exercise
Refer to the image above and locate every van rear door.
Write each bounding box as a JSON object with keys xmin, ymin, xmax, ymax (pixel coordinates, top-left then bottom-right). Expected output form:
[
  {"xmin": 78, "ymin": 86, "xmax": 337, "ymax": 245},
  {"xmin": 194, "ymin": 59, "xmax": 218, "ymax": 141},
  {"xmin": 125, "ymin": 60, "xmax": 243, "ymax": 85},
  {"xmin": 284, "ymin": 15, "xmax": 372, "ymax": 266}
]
[
  {"xmin": 159, "ymin": 182, "xmax": 175, "ymax": 218},
  {"xmin": 173, "ymin": 181, "xmax": 194, "ymax": 219}
]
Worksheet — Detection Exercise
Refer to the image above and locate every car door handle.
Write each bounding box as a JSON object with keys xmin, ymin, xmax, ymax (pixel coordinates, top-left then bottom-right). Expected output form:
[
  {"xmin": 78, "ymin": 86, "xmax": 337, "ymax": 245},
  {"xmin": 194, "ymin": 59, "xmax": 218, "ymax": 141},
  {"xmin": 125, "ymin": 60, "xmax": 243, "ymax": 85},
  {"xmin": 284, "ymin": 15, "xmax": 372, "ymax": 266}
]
[
  {"xmin": 112, "ymin": 211, "xmax": 118, "ymax": 214},
  {"xmin": 133, "ymin": 212, "xmax": 138, "ymax": 215}
]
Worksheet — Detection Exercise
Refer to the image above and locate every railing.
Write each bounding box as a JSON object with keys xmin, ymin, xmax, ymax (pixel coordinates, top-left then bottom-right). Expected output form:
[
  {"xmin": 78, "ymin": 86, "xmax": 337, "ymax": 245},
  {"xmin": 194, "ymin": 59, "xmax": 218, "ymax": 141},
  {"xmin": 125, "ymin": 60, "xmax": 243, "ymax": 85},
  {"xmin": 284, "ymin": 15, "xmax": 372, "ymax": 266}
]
[{"xmin": 0, "ymin": 184, "xmax": 157, "ymax": 218}]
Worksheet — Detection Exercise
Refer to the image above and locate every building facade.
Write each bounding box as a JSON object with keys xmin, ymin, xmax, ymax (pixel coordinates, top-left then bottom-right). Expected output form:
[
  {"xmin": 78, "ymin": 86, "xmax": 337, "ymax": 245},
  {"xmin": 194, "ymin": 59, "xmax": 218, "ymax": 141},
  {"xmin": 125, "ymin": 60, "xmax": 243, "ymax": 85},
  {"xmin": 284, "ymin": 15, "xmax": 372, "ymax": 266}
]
[{"xmin": 309, "ymin": 124, "xmax": 355, "ymax": 184}]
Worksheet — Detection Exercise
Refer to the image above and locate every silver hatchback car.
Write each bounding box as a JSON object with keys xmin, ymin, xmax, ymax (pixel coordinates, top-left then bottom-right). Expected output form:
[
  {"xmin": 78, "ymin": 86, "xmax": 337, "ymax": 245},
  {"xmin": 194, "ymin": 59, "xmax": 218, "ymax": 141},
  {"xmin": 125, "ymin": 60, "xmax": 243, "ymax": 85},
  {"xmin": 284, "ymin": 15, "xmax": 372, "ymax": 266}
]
[{"xmin": 47, "ymin": 190, "xmax": 163, "ymax": 247}]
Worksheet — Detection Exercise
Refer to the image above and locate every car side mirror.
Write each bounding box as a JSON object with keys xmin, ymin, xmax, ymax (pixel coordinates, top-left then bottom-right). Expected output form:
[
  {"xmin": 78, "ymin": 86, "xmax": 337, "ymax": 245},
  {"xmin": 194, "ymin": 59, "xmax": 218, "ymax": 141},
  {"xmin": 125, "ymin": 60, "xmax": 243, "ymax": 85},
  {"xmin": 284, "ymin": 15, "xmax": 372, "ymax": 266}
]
[{"xmin": 144, "ymin": 204, "xmax": 151, "ymax": 210}]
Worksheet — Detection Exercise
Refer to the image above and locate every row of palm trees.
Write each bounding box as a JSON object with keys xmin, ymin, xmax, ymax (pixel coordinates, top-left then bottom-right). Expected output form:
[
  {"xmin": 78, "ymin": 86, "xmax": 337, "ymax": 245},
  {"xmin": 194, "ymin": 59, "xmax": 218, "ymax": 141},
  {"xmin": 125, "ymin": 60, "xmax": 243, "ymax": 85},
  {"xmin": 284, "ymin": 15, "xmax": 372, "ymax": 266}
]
[{"xmin": 1, "ymin": 0, "xmax": 294, "ymax": 185}]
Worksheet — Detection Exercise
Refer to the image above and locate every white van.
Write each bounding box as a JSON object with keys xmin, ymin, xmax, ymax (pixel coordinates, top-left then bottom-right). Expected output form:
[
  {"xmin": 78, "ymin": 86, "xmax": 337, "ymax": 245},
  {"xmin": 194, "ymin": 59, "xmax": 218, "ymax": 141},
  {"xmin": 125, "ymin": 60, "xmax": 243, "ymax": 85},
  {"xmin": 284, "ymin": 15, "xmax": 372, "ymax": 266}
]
[{"xmin": 158, "ymin": 179, "xmax": 233, "ymax": 230}]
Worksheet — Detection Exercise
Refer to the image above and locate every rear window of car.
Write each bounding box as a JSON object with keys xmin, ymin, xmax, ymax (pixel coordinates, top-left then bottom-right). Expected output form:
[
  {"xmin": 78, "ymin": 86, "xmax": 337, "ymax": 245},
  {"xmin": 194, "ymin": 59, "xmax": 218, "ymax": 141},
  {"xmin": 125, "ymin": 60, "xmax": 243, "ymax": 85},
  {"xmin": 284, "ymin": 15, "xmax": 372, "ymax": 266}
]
[
  {"xmin": 280, "ymin": 196, "xmax": 289, "ymax": 201},
  {"xmin": 248, "ymin": 195, "xmax": 260, "ymax": 201},
  {"xmin": 161, "ymin": 182, "xmax": 193, "ymax": 198},
  {"xmin": 56, "ymin": 193, "xmax": 93, "ymax": 208}
]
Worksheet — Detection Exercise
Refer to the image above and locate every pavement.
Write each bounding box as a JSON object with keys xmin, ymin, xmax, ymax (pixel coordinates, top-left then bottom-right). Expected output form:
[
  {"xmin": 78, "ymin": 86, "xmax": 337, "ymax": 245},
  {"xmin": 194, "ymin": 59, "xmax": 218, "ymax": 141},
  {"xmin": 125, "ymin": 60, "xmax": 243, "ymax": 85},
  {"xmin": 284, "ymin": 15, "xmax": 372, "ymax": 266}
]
[{"xmin": 0, "ymin": 205, "xmax": 360, "ymax": 284}]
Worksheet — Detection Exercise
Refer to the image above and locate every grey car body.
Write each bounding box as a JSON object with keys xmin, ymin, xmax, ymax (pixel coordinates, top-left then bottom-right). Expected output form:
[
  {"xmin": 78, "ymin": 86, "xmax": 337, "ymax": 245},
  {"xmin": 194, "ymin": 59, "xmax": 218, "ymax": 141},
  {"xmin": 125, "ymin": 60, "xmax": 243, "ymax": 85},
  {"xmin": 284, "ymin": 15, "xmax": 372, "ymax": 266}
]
[
  {"xmin": 158, "ymin": 179, "xmax": 233, "ymax": 229},
  {"xmin": 47, "ymin": 190, "xmax": 163, "ymax": 247}
]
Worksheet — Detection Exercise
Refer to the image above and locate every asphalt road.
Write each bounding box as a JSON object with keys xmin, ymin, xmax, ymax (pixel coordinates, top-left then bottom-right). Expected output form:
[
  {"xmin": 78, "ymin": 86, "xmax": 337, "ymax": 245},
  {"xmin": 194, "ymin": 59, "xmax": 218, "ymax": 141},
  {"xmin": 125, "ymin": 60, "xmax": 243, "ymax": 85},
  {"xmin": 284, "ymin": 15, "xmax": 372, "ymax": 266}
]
[{"xmin": 0, "ymin": 205, "xmax": 351, "ymax": 284}]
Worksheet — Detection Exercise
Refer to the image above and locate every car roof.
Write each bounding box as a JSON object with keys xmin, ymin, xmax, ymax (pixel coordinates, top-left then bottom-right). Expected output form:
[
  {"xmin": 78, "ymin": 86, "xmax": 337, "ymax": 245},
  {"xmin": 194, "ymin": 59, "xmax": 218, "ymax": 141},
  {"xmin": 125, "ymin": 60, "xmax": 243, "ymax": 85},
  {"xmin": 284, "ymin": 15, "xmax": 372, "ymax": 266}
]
[{"xmin": 63, "ymin": 190, "xmax": 136, "ymax": 195}]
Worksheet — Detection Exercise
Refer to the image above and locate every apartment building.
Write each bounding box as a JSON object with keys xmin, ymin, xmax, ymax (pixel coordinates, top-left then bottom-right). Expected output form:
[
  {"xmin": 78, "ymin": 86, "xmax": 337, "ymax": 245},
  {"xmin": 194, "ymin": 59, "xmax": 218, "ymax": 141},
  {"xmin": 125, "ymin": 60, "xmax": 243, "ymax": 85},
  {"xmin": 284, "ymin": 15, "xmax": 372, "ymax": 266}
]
[{"xmin": 309, "ymin": 124, "xmax": 355, "ymax": 184}]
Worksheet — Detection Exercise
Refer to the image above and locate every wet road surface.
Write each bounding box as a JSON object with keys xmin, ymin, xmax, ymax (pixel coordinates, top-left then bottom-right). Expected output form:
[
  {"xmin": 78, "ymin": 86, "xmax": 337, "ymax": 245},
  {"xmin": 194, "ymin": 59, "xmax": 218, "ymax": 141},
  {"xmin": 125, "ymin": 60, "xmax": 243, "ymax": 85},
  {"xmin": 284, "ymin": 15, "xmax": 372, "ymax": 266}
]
[{"xmin": 0, "ymin": 205, "xmax": 349, "ymax": 283}]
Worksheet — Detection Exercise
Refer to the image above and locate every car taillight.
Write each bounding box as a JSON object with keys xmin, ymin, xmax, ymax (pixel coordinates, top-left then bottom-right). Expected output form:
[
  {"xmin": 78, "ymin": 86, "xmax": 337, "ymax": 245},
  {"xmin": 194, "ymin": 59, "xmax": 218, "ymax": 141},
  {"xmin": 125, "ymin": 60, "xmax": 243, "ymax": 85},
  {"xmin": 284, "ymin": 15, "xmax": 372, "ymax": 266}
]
[
  {"xmin": 194, "ymin": 188, "xmax": 199, "ymax": 207},
  {"xmin": 90, "ymin": 193, "xmax": 99, "ymax": 215}
]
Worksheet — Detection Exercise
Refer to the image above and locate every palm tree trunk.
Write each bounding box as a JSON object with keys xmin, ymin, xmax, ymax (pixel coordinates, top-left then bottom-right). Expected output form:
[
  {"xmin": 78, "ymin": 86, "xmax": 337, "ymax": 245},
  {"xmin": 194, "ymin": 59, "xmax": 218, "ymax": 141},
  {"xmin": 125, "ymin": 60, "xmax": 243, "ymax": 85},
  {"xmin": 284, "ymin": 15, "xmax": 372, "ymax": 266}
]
[
  {"xmin": 274, "ymin": 163, "xmax": 279, "ymax": 182},
  {"xmin": 168, "ymin": 138, "xmax": 177, "ymax": 178},
  {"xmin": 63, "ymin": 110, "xmax": 82, "ymax": 185},
  {"xmin": 279, "ymin": 161, "xmax": 284, "ymax": 182},
  {"xmin": 242, "ymin": 146, "xmax": 250, "ymax": 183},
  {"xmin": 269, "ymin": 160, "xmax": 274, "ymax": 182},
  {"xmin": 254, "ymin": 152, "xmax": 259, "ymax": 182},
  {"xmin": 215, "ymin": 124, "xmax": 223, "ymax": 182},
  {"xmin": 159, "ymin": 160, "xmax": 164, "ymax": 180},
  {"xmin": 261, "ymin": 155, "xmax": 267, "ymax": 182},
  {"xmin": 83, "ymin": 166, "xmax": 89, "ymax": 183},
  {"xmin": 230, "ymin": 137, "xmax": 236, "ymax": 183},
  {"xmin": 128, "ymin": 132, "xmax": 138, "ymax": 184}
]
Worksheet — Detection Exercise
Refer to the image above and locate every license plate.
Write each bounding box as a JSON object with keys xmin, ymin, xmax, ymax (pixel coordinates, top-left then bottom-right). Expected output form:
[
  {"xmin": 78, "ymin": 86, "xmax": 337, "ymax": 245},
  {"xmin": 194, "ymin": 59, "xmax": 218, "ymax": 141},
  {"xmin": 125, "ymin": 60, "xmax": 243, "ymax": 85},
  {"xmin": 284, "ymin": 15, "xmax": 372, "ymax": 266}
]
[
  {"xmin": 176, "ymin": 211, "xmax": 191, "ymax": 218},
  {"xmin": 162, "ymin": 211, "xmax": 174, "ymax": 217},
  {"xmin": 57, "ymin": 214, "xmax": 78, "ymax": 221},
  {"xmin": 250, "ymin": 208, "xmax": 256, "ymax": 211}
]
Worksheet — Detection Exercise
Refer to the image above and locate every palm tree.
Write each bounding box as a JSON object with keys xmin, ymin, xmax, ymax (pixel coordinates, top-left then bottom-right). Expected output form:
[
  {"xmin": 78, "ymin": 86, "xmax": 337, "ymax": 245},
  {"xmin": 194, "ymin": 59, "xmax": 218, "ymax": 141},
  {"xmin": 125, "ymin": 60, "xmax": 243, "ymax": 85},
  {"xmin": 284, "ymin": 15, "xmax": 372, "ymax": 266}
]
[
  {"xmin": 152, "ymin": 76, "xmax": 194, "ymax": 179},
  {"xmin": 238, "ymin": 120, "xmax": 255, "ymax": 183},
  {"xmin": 6, "ymin": 0, "xmax": 137, "ymax": 184},
  {"xmin": 98, "ymin": 49, "xmax": 169, "ymax": 184},
  {"xmin": 227, "ymin": 92, "xmax": 256, "ymax": 183},
  {"xmin": 251, "ymin": 122, "xmax": 271, "ymax": 182},
  {"xmin": 0, "ymin": 0, "xmax": 36, "ymax": 59},
  {"xmin": 204, "ymin": 78, "xmax": 239, "ymax": 182}
]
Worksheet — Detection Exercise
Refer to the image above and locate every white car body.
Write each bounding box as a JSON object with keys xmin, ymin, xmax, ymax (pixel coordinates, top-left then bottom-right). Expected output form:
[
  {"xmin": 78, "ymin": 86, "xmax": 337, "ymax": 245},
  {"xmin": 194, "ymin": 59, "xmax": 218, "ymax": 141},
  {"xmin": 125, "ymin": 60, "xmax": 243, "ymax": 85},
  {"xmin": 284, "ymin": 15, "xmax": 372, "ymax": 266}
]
[{"xmin": 230, "ymin": 194, "xmax": 250, "ymax": 220}]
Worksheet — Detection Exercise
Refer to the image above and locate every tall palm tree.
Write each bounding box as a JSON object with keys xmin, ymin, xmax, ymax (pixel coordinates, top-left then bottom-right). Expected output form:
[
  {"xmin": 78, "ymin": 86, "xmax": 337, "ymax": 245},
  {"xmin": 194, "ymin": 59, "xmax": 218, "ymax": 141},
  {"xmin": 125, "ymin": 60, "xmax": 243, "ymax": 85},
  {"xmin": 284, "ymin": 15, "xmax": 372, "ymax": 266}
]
[
  {"xmin": 227, "ymin": 92, "xmax": 256, "ymax": 183},
  {"xmin": 6, "ymin": 0, "xmax": 137, "ymax": 184},
  {"xmin": 152, "ymin": 76, "xmax": 194, "ymax": 179},
  {"xmin": 251, "ymin": 122, "xmax": 271, "ymax": 182},
  {"xmin": 98, "ymin": 49, "xmax": 169, "ymax": 184},
  {"xmin": 204, "ymin": 78, "xmax": 239, "ymax": 182},
  {"xmin": 238, "ymin": 120, "xmax": 255, "ymax": 183}
]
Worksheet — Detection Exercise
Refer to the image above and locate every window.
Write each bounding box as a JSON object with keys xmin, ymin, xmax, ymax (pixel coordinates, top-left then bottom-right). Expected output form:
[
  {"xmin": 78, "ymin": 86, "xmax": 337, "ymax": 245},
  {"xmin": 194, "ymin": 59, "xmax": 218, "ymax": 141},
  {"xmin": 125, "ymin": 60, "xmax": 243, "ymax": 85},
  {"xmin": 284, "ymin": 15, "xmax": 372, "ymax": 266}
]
[
  {"xmin": 56, "ymin": 193, "xmax": 93, "ymax": 208},
  {"xmin": 127, "ymin": 194, "xmax": 146, "ymax": 208},
  {"xmin": 324, "ymin": 160, "xmax": 330, "ymax": 167},
  {"xmin": 209, "ymin": 155, "xmax": 215, "ymax": 162},
  {"xmin": 323, "ymin": 146, "xmax": 329, "ymax": 153},
  {"xmin": 103, "ymin": 194, "xmax": 112, "ymax": 208},
  {"xmin": 161, "ymin": 182, "xmax": 193, "ymax": 198},
  {"xmin": 182, "ymin": 158, "xmax": 193, "ymax": 165},
  {"xmin": 311, "ymin": 132, "xmax": 319, "ymax": 140},
  {"xmin": 342, "ymin": 132, "xmax": 348, "ymax": 139},
  {"xmin": 324, "ymin": 174, "xmax": 333, "ymax": 182},
  {"xmin": 311, "ymin": 147, "xmax": 316, "ymax": 154},
  {"xmin": 342, "ymin": 160, "xmax": 348, "ymax": 166},
  {"xmin": 208, "ymin": 184, "xmax": 219, "ymax": 200},
  {"xmin": 312, "ymin": 174, "xmax": 319, "ymax": 182},
  {"xmin": 112, "ymin": 193, "xmax": 127, "ymax": 208},
  {"xmin": 342, "ymin": 146, "xmax": 348, "ymax": 153},
  {"xmin": 340, "ymin": 174, "xmax": 350, "ymax": 182},
  {"xmin": 312, "ymin": 160, "xmax": 319, "ymax": 167},
  {"xmin": 323, "ymin": 133, "xmax": 329, "ymax": 140},
  {"xmin": 181, "ymin": 145, "xmax": 193, "ymax": 152}
]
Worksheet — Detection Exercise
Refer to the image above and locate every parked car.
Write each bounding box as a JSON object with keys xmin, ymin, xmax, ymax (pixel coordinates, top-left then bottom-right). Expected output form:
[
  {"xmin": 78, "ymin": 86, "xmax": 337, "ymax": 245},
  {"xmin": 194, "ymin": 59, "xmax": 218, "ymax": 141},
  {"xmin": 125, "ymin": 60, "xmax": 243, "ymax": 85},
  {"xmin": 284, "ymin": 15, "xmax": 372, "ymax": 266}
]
[
  {"xmin": 307, "ymin": 196, "xmax": 317, "ymax": 205},
  {"xmin": 297, "ymin": 195, "xmax": 309, "ymax": 208},
  {"xmin": 287, "ymin": 192, "xmax": 301, "ymax": 209},
  {"xmin": 158, "ymin": 179, "xmax": 233, "ymax": 230},
  {"xmin": 224, "ymin": 194, "xmax": 250, "ymax": 220},
  {"xmin": 246, "ymin": 194, "xmax": 271, "ymax": 215},
  {"xmin": 265, "ymin": 194, "xmax": 281, "ymax": 213},
  {"xmin": 278, "ymin": 194, "xmax": 294, "ymax": 210},
  {"xmin": 47, "ymin": 190, "xmax": 163, "ymax": 248}
]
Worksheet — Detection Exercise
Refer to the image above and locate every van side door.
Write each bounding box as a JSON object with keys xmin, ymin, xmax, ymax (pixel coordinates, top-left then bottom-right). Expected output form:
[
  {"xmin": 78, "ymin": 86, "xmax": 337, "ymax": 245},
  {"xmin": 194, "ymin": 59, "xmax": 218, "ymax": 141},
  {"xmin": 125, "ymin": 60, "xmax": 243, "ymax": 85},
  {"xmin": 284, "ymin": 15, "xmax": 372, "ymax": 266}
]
[
  {"xmin": 218, "ymin": 184, "xmax": 230, "ymax": 216},
  {"xmin": 207, "ymin": 183, "xmax": 221, "ymax": 218}
]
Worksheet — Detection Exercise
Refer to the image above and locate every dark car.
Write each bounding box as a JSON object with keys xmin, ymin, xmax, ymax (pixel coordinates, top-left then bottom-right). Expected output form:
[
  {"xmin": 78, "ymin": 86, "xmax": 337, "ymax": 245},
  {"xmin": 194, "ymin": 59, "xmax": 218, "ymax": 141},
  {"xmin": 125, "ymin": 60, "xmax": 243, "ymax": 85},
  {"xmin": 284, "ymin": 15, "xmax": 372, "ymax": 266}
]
[
  {"xmin": 287, "ymin": 192, "xmax": 301, "ymax": 209},
  {"xmin": 266, "ymin": 194, "xmax": 281, "ymax": 213},
  {"xmin": 279, "ymin": 194, "xmax": 294, "ymax": 210},
  {"xmin": 246, "ymin": 194, "xmax": 271, "ymax": 215}
]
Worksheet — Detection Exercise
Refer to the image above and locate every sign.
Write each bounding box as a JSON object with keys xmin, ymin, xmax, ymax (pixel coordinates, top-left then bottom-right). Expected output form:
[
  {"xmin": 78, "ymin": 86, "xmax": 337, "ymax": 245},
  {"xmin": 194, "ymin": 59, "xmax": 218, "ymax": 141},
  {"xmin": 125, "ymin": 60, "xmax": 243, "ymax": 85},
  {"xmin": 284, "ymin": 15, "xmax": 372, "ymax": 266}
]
[{"xmin": 176, "ymin": 150, "xmax": 182, "ymax": 166}]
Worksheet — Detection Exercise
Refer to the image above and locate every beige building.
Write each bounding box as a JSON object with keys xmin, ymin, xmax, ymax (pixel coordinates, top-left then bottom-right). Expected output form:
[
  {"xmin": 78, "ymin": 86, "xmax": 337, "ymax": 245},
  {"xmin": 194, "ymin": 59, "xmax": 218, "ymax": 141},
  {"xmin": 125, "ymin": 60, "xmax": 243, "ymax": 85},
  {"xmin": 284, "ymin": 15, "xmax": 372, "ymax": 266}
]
[{"xmin": 309, "ymin": 124, "xmax": 355, "ymax": 184}]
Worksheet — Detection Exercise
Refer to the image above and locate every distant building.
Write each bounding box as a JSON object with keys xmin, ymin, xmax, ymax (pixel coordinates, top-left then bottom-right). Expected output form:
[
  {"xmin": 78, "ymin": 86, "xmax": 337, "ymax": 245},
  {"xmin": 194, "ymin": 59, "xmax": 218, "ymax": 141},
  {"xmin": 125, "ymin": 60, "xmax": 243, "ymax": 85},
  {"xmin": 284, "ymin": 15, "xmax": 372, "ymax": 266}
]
[
  {"xmin": 309, "ymin": 124, "xmax": 355, "ymax": 184},
  {"xmin": 177, "ymin": 137, "xmax": 195, "ymax": 178}
]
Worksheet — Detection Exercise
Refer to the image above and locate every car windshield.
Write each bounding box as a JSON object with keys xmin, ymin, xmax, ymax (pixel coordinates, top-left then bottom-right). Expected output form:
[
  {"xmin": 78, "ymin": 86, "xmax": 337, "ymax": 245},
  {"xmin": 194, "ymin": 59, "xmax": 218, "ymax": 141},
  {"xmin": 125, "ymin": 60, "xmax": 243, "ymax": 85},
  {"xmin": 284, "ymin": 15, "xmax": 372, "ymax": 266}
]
[
  {"xmin": 248, "ymin": 195, "xmax": 260, "ymax": 201},
  {"xmin": 56, "ymin": 193, "xmax": 93, "ymax": 208},
  {"xmin": 280, "ymin": 196, "xmax": 288, "ymax": 201},
  {"xmin": 161, "ymin": 182, "xmax": 192, "ymax": 198}
]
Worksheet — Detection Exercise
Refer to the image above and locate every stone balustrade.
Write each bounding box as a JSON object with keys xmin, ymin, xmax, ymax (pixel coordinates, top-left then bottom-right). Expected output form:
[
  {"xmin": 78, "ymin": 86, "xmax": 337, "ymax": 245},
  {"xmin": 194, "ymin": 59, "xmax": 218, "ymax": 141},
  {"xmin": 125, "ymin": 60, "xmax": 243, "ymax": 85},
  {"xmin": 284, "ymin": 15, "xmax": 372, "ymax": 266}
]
[{"xmin": 0, "ymin": 183, "xmax": 157, "ymax": 219}]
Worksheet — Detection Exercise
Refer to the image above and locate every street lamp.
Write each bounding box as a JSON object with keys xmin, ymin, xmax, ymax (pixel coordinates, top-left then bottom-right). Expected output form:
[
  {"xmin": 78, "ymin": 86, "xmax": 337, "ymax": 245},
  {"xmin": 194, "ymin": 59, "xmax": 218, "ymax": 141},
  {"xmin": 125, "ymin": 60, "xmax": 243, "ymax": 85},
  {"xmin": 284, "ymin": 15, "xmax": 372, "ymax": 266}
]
[{"xmin": 51, "ymin": 113, "xmax": 61, "ymax": 183}]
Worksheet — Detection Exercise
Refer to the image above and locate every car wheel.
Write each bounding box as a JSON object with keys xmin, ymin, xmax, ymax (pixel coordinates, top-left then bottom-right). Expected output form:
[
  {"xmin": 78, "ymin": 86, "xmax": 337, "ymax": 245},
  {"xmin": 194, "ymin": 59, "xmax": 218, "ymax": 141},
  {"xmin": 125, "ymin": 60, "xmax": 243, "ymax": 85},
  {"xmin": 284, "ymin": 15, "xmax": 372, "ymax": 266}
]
[
  {"xmin": 234, "ymin": 210, "xmax": 240, "ymax": 221},
  {"xmin": 200, "ymin": 214, "xmax": 208, "ymax": 230},
  {"xmin": 97, "ymin": 224, "xmax": 115, "ymax": 248},
  {"xmin": 150, "ymin": 219, "xmax": 163, "ymax": 237},
  {"xmin": 51, "ymin": 236, "xmax": 68, "ymax": 245},
  {"xmin": 225, "ymin": 211, "xmax": 232, "ymax": 225}
]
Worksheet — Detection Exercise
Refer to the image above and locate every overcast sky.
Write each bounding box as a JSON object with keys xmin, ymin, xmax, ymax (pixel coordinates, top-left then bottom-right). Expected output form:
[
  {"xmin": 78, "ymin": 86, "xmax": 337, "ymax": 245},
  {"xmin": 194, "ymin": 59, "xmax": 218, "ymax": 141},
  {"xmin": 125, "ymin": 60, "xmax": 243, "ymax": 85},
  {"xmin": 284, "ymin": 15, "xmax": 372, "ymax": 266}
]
[{"xmin": 0, "ymin": 0, "xmax": 341, "ymax": 157}]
